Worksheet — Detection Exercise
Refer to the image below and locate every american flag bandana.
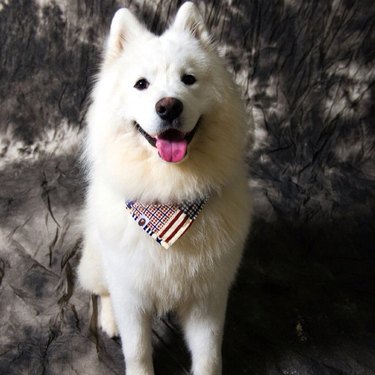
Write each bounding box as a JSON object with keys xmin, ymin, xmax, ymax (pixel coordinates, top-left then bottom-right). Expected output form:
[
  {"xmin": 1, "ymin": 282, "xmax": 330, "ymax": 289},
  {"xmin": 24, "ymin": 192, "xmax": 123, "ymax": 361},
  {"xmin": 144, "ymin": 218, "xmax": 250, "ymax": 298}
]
[{"xmin": 125, "ymin": 197, "xmax": 208, "ymax": 249}]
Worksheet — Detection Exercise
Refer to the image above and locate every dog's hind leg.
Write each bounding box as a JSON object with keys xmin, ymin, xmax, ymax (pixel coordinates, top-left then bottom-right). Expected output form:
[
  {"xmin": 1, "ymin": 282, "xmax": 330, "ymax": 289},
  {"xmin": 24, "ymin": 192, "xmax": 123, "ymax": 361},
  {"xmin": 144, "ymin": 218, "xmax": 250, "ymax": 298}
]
[
  {"xmin": 77, "ymin": 235, "xmax": 119, "ymax": 337},
  {"xmin": 77, "ymin": 236, "xmax": 108, "ymax": 296},
  {"xmin": 100, "ymin": 294, "xmax": 119, "ymax": 337}
]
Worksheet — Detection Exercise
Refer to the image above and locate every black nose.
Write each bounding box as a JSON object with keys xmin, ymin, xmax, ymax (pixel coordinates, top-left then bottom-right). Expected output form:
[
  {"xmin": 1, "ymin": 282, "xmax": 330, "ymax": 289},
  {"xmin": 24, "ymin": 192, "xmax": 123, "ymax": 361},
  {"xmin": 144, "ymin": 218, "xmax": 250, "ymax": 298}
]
[{"xmin": 155, "ymin": 97, "xmax": 183, "ymax": 122}]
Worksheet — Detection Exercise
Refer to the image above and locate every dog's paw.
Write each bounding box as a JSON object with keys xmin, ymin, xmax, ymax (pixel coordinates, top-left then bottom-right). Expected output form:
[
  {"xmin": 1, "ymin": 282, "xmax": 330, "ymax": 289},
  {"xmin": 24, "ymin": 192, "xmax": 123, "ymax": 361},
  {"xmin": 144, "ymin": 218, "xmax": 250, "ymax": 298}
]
[
  {"xmin": 100, "ymin": 295, "xmax": 119, "ymax": 338},
  {"xmin": 100, "ymin": 314, "xmax": 119, "ymax": 338}
]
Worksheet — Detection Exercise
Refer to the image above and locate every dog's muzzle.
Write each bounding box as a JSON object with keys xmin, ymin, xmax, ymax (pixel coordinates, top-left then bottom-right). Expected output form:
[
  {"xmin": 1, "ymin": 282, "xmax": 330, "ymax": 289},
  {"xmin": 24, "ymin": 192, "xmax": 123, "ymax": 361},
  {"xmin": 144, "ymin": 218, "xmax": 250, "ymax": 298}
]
[{"xmin": 134, "ymin": 117, "xmax": 201, "ymax": 163}]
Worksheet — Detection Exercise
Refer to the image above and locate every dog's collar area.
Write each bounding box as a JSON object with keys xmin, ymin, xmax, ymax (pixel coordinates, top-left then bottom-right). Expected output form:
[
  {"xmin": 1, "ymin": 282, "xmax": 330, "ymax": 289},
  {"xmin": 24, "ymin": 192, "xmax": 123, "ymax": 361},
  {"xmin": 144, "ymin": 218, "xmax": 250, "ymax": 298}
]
[{"xmin": 125, "ymin": 196, "xmax": 209, "ymax": 249}]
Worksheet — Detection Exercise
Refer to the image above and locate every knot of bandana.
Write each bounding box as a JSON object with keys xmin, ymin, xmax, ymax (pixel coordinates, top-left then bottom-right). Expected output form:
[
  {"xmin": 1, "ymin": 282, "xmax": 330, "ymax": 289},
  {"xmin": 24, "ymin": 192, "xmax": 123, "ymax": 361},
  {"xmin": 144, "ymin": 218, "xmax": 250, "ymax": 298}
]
[{"xmin": 125, "ymin": 197, "xmax": 209, "ymax": 249}]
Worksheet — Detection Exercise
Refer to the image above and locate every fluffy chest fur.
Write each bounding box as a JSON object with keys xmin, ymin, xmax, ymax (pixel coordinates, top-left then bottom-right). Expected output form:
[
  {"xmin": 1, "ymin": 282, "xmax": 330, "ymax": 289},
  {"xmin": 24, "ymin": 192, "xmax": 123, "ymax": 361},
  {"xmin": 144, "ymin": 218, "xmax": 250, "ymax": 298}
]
[{"xmin": 86, "ymin": 175, "xmax": 251, "ymax": 314}]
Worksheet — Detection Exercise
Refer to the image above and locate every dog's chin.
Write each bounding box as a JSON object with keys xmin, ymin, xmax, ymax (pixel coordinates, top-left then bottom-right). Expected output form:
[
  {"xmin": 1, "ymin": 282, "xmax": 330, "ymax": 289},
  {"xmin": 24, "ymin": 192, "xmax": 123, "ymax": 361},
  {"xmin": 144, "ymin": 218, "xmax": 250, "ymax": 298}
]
[{"xmin": 133, "ymin": 118, "xmax": 201, "ymax": 164}]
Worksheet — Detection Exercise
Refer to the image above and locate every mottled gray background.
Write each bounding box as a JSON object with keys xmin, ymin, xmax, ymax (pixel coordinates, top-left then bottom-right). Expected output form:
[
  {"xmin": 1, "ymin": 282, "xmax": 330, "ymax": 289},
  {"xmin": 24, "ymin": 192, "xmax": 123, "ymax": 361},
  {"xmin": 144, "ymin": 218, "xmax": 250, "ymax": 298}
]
[{"xmin": 0, "ymin": 0, "xmax": 374, "ymax": 374}]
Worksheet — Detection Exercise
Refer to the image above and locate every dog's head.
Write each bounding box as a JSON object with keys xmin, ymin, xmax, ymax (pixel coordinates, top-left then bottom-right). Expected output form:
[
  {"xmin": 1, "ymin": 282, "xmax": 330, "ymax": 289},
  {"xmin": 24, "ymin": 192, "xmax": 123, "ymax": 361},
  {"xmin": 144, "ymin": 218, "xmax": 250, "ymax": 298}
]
[
  {"xmin": 87, "ymin": 2, "xmax": 248, "ymax": 202},
  {"xmin": 101, "ymin": 2, "xmax": 220, "ymax": 163}
]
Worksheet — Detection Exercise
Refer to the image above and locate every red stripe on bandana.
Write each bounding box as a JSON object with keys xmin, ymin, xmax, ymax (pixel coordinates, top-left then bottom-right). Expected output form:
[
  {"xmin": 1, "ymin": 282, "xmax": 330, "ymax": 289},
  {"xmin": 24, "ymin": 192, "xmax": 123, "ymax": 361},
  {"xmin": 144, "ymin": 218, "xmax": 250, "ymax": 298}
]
[
  {"xmin": 165, "ymin": 215, "xmax": 190, "ymax": 243},
  {"xmin": 159, "ymin": 210, "xmax": 183, "ymax": 237}
]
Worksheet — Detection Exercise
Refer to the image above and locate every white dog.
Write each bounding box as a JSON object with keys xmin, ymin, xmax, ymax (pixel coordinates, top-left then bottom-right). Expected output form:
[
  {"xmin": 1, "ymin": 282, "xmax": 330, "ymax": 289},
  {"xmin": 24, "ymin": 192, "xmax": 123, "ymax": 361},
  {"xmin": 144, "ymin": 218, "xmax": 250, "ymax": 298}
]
[{"xmin": 78, "ymin": 2, "xmax": 252, "ymax": 374}]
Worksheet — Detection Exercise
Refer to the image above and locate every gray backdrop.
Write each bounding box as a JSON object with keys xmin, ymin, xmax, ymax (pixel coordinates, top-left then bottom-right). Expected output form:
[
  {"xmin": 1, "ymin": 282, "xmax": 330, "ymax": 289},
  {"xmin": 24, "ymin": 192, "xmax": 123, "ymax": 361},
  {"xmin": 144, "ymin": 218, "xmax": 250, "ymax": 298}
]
[{"xmin": 0, "ymin": 0, "xmax": 374, "ymax": 374}]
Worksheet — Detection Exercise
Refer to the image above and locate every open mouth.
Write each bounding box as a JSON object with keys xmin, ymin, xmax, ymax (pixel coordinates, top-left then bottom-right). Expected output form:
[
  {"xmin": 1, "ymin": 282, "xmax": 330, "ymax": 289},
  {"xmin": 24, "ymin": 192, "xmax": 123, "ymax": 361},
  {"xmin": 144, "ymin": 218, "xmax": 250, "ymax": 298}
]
[{"xmin": 134, "ymin": 118, "xmax": 201, "ymax": 163}]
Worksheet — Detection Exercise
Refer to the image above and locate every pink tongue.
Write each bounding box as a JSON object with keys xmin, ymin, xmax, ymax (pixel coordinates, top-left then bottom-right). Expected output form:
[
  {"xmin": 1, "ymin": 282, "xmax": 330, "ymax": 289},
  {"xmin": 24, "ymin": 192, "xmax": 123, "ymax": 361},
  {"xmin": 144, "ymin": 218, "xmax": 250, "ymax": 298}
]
[{"xmin": 156, "ymin": 138, "xmax": 187, "ymax": 163}]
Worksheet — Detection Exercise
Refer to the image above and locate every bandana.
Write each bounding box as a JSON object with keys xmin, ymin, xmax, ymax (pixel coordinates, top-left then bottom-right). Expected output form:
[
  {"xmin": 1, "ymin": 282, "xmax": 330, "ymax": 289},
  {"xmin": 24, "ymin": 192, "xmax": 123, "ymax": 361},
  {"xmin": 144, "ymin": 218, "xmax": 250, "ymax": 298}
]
[{"xmin": 125, "ymin": 197, "xmax": 208, "ymax": 249}]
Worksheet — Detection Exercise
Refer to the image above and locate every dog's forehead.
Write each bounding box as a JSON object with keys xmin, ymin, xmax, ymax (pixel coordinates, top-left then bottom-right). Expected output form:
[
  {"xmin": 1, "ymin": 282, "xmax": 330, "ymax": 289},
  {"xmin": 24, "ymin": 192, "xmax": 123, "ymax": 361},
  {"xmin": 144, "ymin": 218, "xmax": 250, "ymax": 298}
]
[
  {"xmin": 161, "ymin": 31, "xmax": 205, "ymax": 57},
  {"xmin": 138, "ymin": 32, "xmax": 207, "ymax": 69}
]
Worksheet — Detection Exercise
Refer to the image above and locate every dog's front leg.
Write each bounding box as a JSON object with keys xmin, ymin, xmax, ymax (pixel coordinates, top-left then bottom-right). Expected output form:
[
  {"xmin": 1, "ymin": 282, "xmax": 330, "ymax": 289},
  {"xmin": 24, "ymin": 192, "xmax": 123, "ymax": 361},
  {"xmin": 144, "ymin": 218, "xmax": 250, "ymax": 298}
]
[
  {"xmin": 111, "ymin": 294, "xmax": 154, "ymax": 375},
  {"xmin": 179, "ymin": 291, "xmax": 228, "ymax": 375}
]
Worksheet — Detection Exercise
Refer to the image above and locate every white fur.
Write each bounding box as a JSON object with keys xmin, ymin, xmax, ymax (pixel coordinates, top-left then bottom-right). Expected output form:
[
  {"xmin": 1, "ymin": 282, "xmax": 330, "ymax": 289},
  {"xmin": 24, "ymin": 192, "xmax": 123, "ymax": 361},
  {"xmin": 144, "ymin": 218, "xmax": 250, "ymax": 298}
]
[{"xmin": 77, "ymin": 3, "xmax": 252, "ymax": 374}]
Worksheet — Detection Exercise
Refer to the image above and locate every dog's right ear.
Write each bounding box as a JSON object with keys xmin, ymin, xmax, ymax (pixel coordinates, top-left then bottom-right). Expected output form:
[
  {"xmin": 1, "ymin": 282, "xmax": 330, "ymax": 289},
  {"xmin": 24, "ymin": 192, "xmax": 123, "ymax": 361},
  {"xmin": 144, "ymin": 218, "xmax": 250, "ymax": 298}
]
[
  {"xmin": 172, "ymin": 2, "xmax": 213, "ymax": 49},
  {"xmin": 105, "ymin": 8, "xmax": 148, "ymax": 62}
]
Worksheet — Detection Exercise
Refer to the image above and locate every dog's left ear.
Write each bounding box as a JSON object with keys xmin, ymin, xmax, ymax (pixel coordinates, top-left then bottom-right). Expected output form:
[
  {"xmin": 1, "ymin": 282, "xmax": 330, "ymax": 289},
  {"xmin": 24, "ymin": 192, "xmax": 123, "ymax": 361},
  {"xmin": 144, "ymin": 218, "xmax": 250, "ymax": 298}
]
[
  {"xmin": 171, "ymin": 2, "xmax": 213, "ymax": 48},
  {"xmin": 105, "ymin": 8, "xmax": 151, "ymax": 63}
]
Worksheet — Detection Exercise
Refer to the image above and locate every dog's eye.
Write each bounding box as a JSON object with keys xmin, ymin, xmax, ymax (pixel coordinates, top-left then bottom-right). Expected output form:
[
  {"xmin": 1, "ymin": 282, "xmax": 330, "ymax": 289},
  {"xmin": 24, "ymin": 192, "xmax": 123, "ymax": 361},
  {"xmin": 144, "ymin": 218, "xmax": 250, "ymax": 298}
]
[
  {"xmin": 181, "ymin": 74, "xmax": 196, "ymax": 86},
  {"xmin": 134, "ymin": 79, "xmax": 149, "ymax": 90}
]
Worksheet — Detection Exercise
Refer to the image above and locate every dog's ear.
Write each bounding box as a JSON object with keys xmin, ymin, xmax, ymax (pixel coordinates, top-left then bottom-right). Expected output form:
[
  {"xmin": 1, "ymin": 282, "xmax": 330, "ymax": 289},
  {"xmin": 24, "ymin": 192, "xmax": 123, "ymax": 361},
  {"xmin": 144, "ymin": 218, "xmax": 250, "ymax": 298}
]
[
  {"xmin": 105, "ymin": 8, "xmax": 149, "ymax": 61},
  {"xmin": 171, "ymin": 2, "xmax": 213, "ymax": 48}
]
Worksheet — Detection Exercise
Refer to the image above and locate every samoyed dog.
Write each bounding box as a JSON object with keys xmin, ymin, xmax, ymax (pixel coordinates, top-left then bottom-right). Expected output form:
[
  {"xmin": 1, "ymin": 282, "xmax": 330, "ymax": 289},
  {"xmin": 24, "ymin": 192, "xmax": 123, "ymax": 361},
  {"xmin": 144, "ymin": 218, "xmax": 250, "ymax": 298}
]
[{"xmin": 78, "ymin": 2, "xmax": 252, "ymax": 374}]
